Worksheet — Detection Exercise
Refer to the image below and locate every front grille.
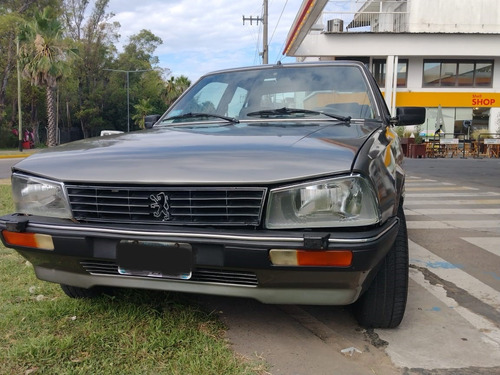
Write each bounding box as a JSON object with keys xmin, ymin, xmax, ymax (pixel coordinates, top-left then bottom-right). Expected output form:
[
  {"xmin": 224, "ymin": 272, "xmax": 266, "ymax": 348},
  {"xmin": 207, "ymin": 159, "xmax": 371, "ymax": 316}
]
[
  {"xmin": 80, "ymin": 260, "xmax": 258, "ymax": 286},
  {"xmin": 66, "ymin": 185, "xmax": 266, "ymax": 226}
]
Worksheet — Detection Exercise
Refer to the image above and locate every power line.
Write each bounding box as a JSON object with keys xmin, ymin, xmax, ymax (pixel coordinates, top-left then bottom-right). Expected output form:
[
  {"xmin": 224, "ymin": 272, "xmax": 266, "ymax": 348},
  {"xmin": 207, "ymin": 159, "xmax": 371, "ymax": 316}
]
[{"xmin": 269, "ymin": 0, "xmax": 288, "ymax": 45}]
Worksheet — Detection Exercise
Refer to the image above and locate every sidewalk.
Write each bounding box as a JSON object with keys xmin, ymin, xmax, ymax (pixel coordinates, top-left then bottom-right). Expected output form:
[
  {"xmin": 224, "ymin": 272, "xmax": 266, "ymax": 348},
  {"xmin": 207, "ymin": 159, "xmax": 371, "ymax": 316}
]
[{"xmin": 0, "ymin": 149, "xmax": 39, "ymax": 159}]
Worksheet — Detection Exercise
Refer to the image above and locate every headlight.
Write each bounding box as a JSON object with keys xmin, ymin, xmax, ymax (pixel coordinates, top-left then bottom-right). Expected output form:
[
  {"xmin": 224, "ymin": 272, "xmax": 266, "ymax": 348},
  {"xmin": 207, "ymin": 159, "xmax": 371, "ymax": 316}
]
[
  {"xmin": 265, "ymin": 175, "xmax": 380, "ymax": 229},
  {"xmin": 11, "ymin": 173, "xmax": 72, "ymax": 219}
]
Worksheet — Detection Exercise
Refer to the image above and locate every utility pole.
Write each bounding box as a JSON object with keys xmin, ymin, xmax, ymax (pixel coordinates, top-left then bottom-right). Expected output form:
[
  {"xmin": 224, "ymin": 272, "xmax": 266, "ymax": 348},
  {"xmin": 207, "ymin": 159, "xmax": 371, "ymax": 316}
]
[{"xmin": 243, "ymin": 0, "xmax": 268, "ymax": 64}]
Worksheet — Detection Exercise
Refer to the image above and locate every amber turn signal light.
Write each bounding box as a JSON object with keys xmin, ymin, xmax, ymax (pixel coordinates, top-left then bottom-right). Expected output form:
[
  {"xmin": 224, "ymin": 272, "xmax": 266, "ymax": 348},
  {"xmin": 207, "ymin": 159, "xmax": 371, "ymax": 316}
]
[
  {"xmin": 1, "ymin": 230, "xmax": 54, "ymax": 251},
  {"xmin": 270, "ymin": 249, "xmax": 352, "ymax": 267}
]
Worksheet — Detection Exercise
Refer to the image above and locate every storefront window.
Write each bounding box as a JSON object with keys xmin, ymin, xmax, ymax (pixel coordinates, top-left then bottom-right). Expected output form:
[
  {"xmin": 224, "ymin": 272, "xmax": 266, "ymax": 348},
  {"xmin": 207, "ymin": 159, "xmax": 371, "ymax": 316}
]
[
  {"xmin": 423, "ymin": 60, "xmax": 493, "ymax": 87},
  {"xmin": 420, "ymin": 107, "xmax": 490, "ymax": 139}
]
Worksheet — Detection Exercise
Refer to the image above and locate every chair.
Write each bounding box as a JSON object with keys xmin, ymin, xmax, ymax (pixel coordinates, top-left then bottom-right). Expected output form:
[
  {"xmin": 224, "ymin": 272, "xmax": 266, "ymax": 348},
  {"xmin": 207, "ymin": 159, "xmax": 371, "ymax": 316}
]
[{"xmin": 425, "ymin": 142, "xmax": 434, "ymax": 158}]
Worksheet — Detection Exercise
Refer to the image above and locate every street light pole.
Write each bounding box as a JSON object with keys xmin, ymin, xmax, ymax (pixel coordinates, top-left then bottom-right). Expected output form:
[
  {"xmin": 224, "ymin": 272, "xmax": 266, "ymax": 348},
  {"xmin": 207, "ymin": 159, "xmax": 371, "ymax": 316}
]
[
  {"xmin": 126, "ymin": 71, "xmax": 130, "ymax": 133},
  {"xmin": 103, "ymin": 68, "xmax": 151, "ymax": 132}
]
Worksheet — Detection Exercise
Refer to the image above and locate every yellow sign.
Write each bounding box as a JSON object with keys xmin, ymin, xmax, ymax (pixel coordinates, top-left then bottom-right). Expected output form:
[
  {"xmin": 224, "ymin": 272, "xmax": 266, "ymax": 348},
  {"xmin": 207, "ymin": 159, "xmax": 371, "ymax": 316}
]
[{"xmin": 394, "ymin": 92, "xmax": 500, "ymax": 108}]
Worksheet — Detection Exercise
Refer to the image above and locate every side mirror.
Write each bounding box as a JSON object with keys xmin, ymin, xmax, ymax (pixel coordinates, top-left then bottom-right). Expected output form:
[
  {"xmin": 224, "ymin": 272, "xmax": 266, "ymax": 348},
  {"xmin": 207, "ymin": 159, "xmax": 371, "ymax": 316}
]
[
  {"xmin": 145, "ymin": 114, "xmax": 161, "ymax": 129},
  {"xmin": 395, "ymin": 107, "xmax": 426, "ymax": 126}
]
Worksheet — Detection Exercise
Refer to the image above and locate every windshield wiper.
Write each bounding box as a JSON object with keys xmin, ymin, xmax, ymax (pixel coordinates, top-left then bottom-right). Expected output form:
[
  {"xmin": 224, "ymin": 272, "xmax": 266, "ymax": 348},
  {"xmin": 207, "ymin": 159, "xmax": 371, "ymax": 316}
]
[
  {"xmin": 163, "ymin": 112, "xmax": 239, "ymax": 124},
  {"xmin": 246, "ymin": 107, "xmax": 351, "ymax": 123}
]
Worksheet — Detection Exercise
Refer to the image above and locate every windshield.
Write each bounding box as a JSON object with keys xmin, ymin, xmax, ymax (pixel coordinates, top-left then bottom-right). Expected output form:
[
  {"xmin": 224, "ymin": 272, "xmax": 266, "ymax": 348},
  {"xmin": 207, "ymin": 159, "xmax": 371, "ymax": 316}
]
[{"xmin": 161, "ymin": 65, "xmax": 379, "ymax": 124}]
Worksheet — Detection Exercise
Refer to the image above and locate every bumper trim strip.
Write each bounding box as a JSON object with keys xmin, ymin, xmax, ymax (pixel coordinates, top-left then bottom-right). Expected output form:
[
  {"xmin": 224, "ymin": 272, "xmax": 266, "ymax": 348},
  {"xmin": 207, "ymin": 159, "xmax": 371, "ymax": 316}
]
[{"xmin": 19, "ymin": 219, "xmax": 398, "ymax": 245}]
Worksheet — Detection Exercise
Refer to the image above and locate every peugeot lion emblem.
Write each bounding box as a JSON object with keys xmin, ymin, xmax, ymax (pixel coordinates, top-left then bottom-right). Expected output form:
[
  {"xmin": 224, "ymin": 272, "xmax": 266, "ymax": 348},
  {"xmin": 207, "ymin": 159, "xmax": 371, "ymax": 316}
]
[{"xmin": 150, "ymin": 192, "xmax": 170, "ymax": 221}]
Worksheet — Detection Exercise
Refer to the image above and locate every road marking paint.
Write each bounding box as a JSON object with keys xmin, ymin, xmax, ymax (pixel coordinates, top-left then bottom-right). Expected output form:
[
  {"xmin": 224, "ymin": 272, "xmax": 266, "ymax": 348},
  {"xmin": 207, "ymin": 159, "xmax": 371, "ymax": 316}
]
[
  {"xmin": 461, "ymin": 237, "xmax": 500, "ymax": 257},
  {"xmin": 406, "ymin": 186, "xmax": 478, "ymax": 191},
  {"xmin": 408, "ymin": 269, "xmax": 500, "ymax": 348},
  {"xmin": 405, "ymin": 199, "xmax": 500, "ymax": 206},
  {"xmin": 405, "ymin": 182, "xmax": 455, "ymax": 187},
  {"xmin": 409, "ymin": 240, "xmax": 500, "ymax": 310},
  {"xmin": 406, "ymin": 192, "xmax": 500, "ymax": 198},
  {"xmin": 377, "ymin": 271, "xmax": 500, "ymax": 370},
  {"xmin": 407, "ymin": 220, "xmax": 500, "ymax": 229},
  {"xmin": 404, "ymin": 208, "xmax": 500, "ymax": 215},
  {"xmin": 405, "ymin": 177, "xmax": 438, "ymax": 182}
]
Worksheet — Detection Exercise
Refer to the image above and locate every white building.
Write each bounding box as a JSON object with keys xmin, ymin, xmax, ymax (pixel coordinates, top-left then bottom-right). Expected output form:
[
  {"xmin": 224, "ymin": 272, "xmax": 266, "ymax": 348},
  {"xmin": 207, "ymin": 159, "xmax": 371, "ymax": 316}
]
[{"xmin": 284, "ymin": 0, "xmax": 500, "ymax": 138}]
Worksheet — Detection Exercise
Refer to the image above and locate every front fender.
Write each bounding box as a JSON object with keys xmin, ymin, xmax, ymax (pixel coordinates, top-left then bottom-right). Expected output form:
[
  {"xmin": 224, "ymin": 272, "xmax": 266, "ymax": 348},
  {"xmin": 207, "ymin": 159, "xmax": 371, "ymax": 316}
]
[{"xmin": 353, "ymin": 127, "xmax": 403, "ymax": 223}]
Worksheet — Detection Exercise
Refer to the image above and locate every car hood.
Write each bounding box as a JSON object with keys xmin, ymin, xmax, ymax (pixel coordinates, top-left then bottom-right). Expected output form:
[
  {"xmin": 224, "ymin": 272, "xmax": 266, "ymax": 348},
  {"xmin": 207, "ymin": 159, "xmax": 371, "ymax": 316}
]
[{"xmin": 14, "ymin": 121, "xmax": 380, "ymax": 184}]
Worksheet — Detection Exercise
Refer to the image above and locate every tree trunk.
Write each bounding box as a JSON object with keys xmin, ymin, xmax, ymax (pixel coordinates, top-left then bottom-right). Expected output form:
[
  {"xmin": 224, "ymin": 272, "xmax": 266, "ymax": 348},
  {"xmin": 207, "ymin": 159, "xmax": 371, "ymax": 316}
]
[{"xmin": 46, "ymin": 85, "xmax": 57, "ymax": 147}]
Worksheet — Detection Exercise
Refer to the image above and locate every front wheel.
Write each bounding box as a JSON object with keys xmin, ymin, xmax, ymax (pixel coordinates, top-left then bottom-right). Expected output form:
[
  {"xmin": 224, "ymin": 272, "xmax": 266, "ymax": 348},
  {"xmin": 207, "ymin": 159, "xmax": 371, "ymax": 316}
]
[{"xmin": 353, "ymin": 206, "xmax": 409, "ymax": 328}]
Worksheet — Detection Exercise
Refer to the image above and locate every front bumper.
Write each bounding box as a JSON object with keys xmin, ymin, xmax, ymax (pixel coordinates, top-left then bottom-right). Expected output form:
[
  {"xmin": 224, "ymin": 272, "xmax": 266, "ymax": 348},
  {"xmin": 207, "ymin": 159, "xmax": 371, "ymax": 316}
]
[{"xmin": 0, "ymin": 214, "xmax": 399, "ymax": 305}]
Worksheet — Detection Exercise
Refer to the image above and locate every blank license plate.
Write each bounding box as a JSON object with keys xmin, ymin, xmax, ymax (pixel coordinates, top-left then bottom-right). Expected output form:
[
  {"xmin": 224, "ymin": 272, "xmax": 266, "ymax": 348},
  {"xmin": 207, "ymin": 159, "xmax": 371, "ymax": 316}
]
[{"xmin": 117, "ymin": 241, "xmax": 192, "ymax": 279}]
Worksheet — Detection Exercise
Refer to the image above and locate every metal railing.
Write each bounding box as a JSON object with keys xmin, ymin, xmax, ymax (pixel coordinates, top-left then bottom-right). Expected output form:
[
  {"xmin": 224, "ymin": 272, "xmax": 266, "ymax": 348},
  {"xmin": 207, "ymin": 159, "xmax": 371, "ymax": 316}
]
[
  {"xmin": 321, "ymin": 0, "xmax": 500, "ymax": 34},
  {"xmin": 322, "ymin": 0, "xmax": 408, "ymax": 33}
]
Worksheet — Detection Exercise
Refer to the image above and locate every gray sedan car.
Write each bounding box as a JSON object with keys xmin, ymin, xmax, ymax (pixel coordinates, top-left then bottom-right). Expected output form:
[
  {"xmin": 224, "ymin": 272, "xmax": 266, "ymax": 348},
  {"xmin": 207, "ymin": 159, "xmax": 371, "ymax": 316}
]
[{"xmin": 0, "ymin": 61, "xmax": 424, "ymax": 328}]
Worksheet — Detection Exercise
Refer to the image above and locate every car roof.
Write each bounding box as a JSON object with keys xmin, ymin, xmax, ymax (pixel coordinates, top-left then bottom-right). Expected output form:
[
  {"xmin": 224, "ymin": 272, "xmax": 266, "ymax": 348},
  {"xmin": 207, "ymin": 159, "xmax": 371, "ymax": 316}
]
[{"xmin": 200, "ymin": 60, "xmax": 367, "ymax": 78}]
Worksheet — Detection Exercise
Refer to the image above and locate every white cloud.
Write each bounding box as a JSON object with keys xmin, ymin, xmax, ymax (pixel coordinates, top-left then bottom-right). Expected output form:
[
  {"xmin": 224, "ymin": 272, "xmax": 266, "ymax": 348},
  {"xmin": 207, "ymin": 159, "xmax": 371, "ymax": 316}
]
[{"xmin": 104, "ymin": 0, "xmax": 303, "ymax": 81}]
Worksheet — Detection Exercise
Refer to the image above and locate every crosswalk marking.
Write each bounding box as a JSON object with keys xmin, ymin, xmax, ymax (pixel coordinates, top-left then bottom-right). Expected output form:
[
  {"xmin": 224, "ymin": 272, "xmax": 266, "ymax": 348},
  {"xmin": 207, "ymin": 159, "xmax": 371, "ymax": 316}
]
[
  {"xmin": 405, "ymin": 199, "xmax": 500, "ymax": 205},
  {"xmin": 405, "ymin": 192, "xmax": 500, "ymax": 198},
  {"xmin": 409, "ymin": 240, "xmax": 500, "ymax": 311},
  {"xmin": 383, "ymin": 175, "xmax": 500, "ymax": 370},
  {"xmin": 461, "ymin": 237, "xmax": 500, "ymax": 257},
  {"xmin": 405, "ymin": 208, "xmax": 500, "ymax": 215},
  {"xmin": 407, "ymin": 220, "xmax": 500, "ymax": 229},
  {"xmin": 406, "ymin": 186, "xmax": 478, "ymax": 191}
]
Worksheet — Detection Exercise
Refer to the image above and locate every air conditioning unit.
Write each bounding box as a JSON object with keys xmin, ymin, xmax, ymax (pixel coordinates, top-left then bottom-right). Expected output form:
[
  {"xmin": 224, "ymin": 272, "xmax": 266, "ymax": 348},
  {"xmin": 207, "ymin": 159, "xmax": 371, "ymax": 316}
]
[{"xmin": 327, "ymin": 19, "xmax": 344, "ymax": 33}]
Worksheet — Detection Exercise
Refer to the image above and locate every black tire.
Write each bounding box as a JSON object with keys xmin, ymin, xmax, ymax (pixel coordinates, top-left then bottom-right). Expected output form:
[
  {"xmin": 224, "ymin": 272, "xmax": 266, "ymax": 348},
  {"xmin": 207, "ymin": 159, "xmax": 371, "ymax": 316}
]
[
  {"xmin": 60, "ymin": 284, "xmax": 113, "ymax": 299},
  {"xmin": 353, "ymin": 205, "xmax": 409, "ymax": 328}
]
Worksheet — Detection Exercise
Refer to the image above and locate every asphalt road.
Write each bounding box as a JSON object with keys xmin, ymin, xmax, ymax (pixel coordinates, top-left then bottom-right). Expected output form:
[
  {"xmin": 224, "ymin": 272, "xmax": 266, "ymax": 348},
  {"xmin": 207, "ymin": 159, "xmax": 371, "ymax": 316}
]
[
  {"xmin": 0, "ymin": 158, "xmax": 20, "ymax": 180},
  {"xmin": 403, "ymin": 157, "xmax": 500, "ymax": 189}
]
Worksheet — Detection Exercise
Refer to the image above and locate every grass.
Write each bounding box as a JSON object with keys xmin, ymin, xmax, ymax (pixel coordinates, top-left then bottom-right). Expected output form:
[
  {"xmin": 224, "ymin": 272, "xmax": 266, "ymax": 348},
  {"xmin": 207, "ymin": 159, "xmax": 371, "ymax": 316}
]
[{"xmin": 0, "ymin": 185, "xmax": 263, "ymax": 375}]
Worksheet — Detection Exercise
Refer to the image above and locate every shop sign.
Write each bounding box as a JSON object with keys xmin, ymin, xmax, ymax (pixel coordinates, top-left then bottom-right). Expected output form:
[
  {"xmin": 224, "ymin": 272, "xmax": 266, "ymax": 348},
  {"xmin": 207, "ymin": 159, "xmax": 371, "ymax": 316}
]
[{"xmin": 472, "ymin": 94, "xmax": 496, "ymax": 106}]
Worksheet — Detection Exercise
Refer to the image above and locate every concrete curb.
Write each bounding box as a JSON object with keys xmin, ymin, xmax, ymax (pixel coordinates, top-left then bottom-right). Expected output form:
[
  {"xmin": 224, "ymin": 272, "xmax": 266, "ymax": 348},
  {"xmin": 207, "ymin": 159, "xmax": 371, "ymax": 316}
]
[
  {"xmin": 0, "ymin": 151, "xmax": 38, "ymax": 159},
  {"xmin": 0, "ymin": 154, "xmax": 30, "ymax": 159}
]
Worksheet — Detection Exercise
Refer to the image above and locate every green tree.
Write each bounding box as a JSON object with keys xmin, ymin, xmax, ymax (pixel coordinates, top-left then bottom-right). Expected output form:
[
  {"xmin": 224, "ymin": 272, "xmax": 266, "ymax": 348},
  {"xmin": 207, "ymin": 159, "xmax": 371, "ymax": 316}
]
[
  {"xmin": 132, "ymin": 98, "xmax": 153, "ymax": 128},
  {"xmin": 19, "ymin": 6, "xmax": 77, "ymax": 146},
  {"xmin": 0, "ymin": 0, "xmax": 58, "ymax": 128},
  {"xmin": 108, "ymin": 29, "xmax": 164, "ymax": 132},
  {"xmin": 63, "ymin": 0, "xmax": 119, "ymax": 137},
  {"xmin": 165, "ymin": 75, "xmax": 191, "ymax": 107}
]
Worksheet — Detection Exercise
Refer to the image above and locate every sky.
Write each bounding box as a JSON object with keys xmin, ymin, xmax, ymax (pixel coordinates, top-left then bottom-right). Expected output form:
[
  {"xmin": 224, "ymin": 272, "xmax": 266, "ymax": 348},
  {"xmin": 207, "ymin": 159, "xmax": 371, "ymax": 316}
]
[{"xmin": 103, "ymin": 0, "xmax": 305, "ymax": 82}]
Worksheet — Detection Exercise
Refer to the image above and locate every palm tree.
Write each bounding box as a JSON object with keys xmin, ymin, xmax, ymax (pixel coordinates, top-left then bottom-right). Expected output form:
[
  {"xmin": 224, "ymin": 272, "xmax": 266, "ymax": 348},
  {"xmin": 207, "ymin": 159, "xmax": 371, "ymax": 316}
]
[
  {"xmin": 19, "ymin": 7, "xmax": 76, "ymax": 147},
  {"xmin": 165, "ymin": 75, "xmax": 191, "ymax": 107},
  {"xmin": 132, "ymin": 98, "xmax": 154, "ymax": 129}
]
